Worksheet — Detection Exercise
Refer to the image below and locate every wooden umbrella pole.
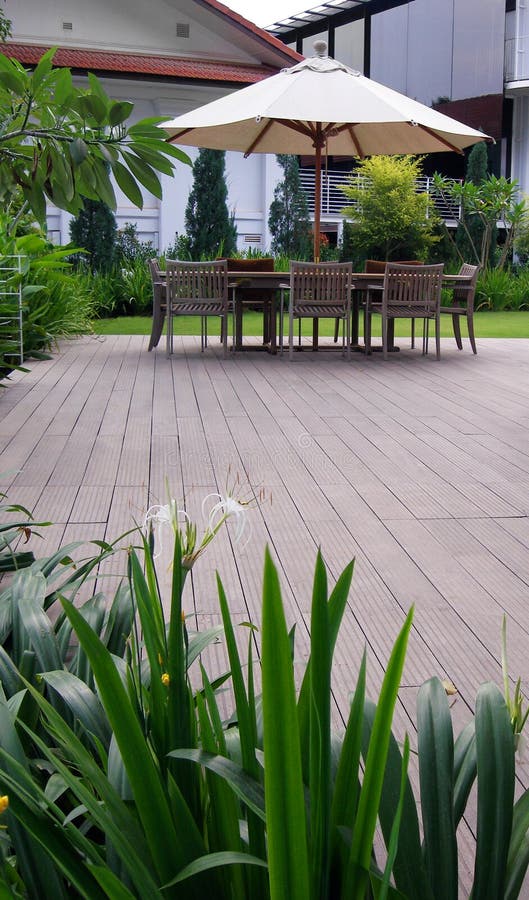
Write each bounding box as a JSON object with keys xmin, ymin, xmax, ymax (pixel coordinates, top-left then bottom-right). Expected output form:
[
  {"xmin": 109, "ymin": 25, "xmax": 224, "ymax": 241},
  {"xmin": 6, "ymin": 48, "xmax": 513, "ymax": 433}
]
[{"xmin": 314, "ymin": 139, "xmax": 322, "ymax": 262}]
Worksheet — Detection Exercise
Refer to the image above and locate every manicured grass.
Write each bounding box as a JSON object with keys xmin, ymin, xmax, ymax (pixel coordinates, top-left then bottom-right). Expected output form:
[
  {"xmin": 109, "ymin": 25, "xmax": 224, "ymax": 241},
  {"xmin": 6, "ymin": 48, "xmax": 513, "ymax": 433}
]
[{"xmin": 92, "ymin": 311, "xmax": 529, "ymax": 339}]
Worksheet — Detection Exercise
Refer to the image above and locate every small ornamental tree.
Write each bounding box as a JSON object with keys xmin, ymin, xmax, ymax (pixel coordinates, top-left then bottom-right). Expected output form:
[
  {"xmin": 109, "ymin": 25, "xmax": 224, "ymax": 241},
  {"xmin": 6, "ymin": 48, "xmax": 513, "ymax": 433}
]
[
  {"xmin": 433, "ymin": 171, "xmax": 528, "ymax": 269},
  {"xmin": 184, "ymin": 149, "xmax": 237, "ymax": 259},
  {"xmin": 456, "ymin": 141, "xmax": 491, "ymax": 264},
  {"xmin": 340, "ymin": 155, "xmax": 439, "ymax": 262},
  {"xmin": 268, "ymin": 154, "xmax": 311, "ymax": 259},
  {"xmin": 70, "ymin": 199, "xmax": 117, "ymax": 272}
]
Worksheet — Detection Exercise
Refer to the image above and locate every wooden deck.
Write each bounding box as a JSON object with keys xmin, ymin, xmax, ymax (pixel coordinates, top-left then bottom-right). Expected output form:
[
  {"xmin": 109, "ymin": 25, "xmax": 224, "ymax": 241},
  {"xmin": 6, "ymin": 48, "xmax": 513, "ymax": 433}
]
[{"xmin": 2, "ymin": 332, "xmax": 529, "ymax": 885}]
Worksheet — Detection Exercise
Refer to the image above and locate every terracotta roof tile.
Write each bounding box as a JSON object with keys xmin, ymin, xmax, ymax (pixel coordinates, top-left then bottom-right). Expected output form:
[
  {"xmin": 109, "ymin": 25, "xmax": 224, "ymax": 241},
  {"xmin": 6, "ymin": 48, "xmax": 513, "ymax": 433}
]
[{"xmin": 5, "ymin": 43, "xmax": 279, "ymax": 84}]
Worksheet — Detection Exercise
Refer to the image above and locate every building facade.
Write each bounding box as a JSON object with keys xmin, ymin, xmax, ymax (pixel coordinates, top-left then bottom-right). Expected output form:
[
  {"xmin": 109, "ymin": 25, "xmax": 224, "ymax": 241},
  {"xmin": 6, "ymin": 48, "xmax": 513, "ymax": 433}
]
[
  {"xmin": 4, "ymin": 0, "xmax": 300, "ymax": 250},
  {"xmin": 4, "ymin": 0, "xmax": 526, "ymax": 249}
]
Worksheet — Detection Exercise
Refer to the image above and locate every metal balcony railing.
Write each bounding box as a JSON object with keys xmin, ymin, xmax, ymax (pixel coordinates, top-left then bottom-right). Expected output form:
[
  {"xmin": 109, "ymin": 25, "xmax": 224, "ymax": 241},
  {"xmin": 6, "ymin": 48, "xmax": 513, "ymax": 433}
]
[{"xmin": 298, "ymin": 170, "xmax": 462, "ymax": 223}]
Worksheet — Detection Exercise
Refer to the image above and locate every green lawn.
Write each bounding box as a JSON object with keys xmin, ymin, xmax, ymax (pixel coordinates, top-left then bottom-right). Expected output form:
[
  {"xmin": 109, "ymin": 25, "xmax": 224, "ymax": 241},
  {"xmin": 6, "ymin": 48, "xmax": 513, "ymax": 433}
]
[{"xmin": 92, "ymin": 311, "xmax": 529, "ymax": 339}]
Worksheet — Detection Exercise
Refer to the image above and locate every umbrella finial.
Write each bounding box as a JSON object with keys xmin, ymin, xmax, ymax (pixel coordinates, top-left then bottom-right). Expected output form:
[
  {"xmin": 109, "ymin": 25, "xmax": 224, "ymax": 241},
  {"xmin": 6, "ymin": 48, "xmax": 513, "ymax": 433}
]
[{"xmin": 313, "ymin": 40, "xmax": 328, "ymax": 58}]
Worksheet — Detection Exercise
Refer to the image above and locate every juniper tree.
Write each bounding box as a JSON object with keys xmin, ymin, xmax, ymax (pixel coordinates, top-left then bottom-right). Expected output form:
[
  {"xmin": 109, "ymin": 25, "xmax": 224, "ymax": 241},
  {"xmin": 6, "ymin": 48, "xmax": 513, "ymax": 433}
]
[
  {"xmin": 268, "ymin": 155, "xmax": 311, "ymax": 259},
  {"xmin": 70, "ymin": 200, "xmax": 117, "ymax": 272},
  {"xmin": 184, "ymin": 149, "xmax": 237, "ymax": 259}
]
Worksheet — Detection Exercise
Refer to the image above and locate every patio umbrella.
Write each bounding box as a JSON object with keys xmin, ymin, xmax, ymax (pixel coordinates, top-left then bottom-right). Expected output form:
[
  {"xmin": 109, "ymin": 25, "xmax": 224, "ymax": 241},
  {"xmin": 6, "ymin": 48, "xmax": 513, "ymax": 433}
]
[{"xmin": 165, "ymin": 41, "xmax": 490, "ymax": 260}]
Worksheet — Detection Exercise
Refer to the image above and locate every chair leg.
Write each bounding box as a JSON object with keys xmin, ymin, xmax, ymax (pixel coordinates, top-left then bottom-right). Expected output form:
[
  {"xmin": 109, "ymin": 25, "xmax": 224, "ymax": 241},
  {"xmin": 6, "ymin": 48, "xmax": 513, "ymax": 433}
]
[
  {"xmin": 411, "ymin": 318, "xmax": 415, "ymax": 349},
  {"xmin": 467, "ymin": 312, "xmax": 477, "ymax": 354},
  {"xmin": 333, "ymin": 317, "xmax": 340, "ymax": 343},
  {"xmin": 289, "ymin": 309, "xmax": 294, "ymax": 361},
  {"xmin": 222, "ymin": 314, "xmax": 228, "ymax": 358},
  {"xmin": 422, "ymin": 318, "xmax": 429, "ymax": 355},
  {"xmin": 166, "ymin": 306, "xmax": 172, "ymax": 357},
  {"xmin": 435, "ymin": 315, "xmax": 441, "ymax": 360},
  {"xmin": 364, "ymin": 304, "xmax": 371, "ymax": 355},
  {"xmin": 452, "ymin": 313, "xmax": 463, "ymax": 350},
  {"xmin": 382, "ymin": 315, "xmax": 388, "ymax": 360},
  {"xmin": 279, "ymin": 291, "xmax": 285, "ymax": 355},
  {"xmin": 148, "ymin": 309, "xmax": 165, "ymax": 351},
  {"xmin": 346, "ymin": 312, "xmax": 351, "ymax": 360}
]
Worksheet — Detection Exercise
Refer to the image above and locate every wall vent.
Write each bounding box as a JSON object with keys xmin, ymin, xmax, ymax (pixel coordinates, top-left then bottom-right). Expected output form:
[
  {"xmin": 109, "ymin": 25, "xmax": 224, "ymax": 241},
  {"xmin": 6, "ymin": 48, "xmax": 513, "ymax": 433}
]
[
  {"xmin": 176, "ymin": 22, "xmax": 190, "ymax": 38},
  {"xmin": 244, "ymin": 234, "xmax": 262, "ymax": 244},
  {"xmin": 62, "ymin": 21, "xmax": 73, "ymax": 30}
]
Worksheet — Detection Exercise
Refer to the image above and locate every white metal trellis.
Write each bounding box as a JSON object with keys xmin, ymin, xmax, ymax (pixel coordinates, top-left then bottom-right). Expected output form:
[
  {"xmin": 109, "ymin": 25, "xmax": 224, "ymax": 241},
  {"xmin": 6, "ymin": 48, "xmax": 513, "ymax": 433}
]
[{"xmin": 0, "ymin": 255, "xmax": 24, "ymax": 366}]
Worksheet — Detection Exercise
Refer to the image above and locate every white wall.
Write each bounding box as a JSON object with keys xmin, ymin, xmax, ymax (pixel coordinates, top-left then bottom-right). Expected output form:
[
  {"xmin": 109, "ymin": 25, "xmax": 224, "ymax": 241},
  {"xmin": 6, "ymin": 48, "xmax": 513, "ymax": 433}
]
[
  {"xmin": 334, "ymin": 19, "xmax": 364, "ymax": 71},
  {"xmin": 5, "ymin": 0, "xmax": 260, "ymax": 62},
  {"xmin": 370, "ymin": 0, "xmax": 505, "ymax": 104}
]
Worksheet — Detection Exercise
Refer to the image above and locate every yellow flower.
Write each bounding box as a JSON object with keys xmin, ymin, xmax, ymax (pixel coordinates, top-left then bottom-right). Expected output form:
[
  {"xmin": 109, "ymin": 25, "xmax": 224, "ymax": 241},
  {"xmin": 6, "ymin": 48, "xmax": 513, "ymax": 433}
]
[
  {"xmin": 161, "ymin": 673, "xmax": 170, "ymax": 686},
  {"xmin": 0, "ymin": 796, "xmax": 8, "ymax": 815}
]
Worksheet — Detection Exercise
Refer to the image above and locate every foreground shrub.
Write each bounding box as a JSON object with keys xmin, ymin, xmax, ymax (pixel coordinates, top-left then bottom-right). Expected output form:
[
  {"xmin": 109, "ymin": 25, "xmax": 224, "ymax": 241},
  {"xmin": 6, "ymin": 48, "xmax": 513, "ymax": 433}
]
[
  {"xmin": 0, "ymin": 224, "xmax": 94, "ymax": 376},
  {"xmin": 0, "ymin": 499, "xmax": 528, "ymax": 897}
]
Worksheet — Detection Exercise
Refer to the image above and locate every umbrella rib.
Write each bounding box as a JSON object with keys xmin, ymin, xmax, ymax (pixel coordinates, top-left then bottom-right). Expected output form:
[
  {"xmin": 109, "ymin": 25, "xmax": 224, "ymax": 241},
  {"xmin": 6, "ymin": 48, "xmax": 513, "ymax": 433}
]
[
  {"xmin": 244, "ymin": 119, "xmax": 275, "ymax": 156},
  {"xmin": 344, "ymin": 125, "xmax": 365, "ymax": 158},
  {"xmin": 168, "ymin": 128, "xmax": 193, "ymax": 144},
  {"xmin": 414, "ymin": 124, "xmax": 465, "ymax": 154}
]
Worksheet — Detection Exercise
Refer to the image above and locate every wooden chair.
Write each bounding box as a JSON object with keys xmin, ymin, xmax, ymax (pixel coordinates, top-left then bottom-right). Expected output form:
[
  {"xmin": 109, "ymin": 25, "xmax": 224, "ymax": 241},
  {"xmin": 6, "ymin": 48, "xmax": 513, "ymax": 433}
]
[
  {"xmin": 147, "ymin": 259, "xmax": 166, "ymax": 351},
  {"xmin": 366, "ymin": 262, "xmax": 444, "ymax": 360},
  {"xmin": 333, "ymin": 259, "xmax": 423, "ymax": 349},
  {"xmin": 282, "ymin": 261, "xmax": 352, "ymax": 360},
  {"xmin": 165, "ymin": 259, "xmax": 230, "ymax": 358},
  {"xmin": 440, "ymin": 263, "xmax": 479, "ymax": 354}
]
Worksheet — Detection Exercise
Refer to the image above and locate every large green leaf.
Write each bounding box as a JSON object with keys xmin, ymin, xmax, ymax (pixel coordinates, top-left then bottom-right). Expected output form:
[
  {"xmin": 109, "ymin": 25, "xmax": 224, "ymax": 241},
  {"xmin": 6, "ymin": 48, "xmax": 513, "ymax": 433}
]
[
  {"xmin": 121, "ymin": 150, "xmax": 163, "ymax": 199},
  {"xmin": 41, "ymin": 670, "xmax": 111, "ymax": 750},
  {"xmin": 112, "ymin": 160, "xmax": 144, "ymax": 208},
  {"xmin": 506, "ymin": 790, "xmax": 529, "ymax": 900},
  {"xmin": 453, "ymin": 721, "xmax": 476, "ymax": 825},
  {"xmin": 417, "ymin": 677, "xmax": 457, "ymax": 900},
  {"xmin": 473, "ymin": 682, "xmax": 515, "ymax": 899},
  {"xmin": 309, "ymin": 550, "xmax": 332, "ymax": 900},
  {"xmin": 261, "ymin": 548, "xmax": 310, "ymax": 900},
  {"xmin": 169, "ymin": 748, "xmax": 266, "ymax": 821},
  {"xmin": 59, "ymin": 597, "xmax": 203, "ymax": 891}
]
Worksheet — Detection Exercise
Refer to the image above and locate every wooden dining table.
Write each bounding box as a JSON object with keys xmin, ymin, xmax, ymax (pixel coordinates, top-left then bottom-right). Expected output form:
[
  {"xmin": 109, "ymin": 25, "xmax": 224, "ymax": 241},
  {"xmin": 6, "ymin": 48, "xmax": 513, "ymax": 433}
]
[{"xmin": 154, "ymin": 269, "xmax": 474, "ymax": 356}]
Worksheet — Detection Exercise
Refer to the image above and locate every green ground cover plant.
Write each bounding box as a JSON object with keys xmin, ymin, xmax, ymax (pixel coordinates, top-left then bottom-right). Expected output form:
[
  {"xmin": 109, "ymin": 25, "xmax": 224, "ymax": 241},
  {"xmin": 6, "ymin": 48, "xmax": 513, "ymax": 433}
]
[{"xmin": 0, "ymin": 495, "xmax": 528, "ymax": 897}]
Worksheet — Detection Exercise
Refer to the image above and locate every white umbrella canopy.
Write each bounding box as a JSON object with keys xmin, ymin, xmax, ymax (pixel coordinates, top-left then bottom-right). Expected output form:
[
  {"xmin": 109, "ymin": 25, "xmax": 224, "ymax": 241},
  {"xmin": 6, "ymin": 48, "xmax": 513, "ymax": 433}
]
[{"xmin": 165, "ymin": 41, "xmax": 490, "ymax": 258}]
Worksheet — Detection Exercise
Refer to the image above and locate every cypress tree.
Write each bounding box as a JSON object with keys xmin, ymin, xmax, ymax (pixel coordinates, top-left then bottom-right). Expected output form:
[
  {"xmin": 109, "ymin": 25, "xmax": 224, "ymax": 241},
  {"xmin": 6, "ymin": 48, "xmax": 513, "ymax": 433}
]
[
  {"xmin": 268, "ymin": 155, "xmax": 312, "ymax": 259},
  {"xmin": 69, "ymin": 199, "xmax": 117, "ymax": 272},
  {"xmin": 185, "ymin": 149, "xmax": 237, "ymax": 259}
]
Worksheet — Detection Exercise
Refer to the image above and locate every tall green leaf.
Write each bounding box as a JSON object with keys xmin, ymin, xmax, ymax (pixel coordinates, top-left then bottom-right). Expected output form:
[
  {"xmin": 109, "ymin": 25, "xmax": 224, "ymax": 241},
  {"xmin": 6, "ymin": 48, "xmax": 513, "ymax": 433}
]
[
  {"xmin": 417, "ymin": 677, "xmax": 457, "ymax": 900},
  {"xmin": 261, "ymin": 548, "xmax": 310, "ymax": 900},
  {"xmin": 59, "ymin": 597, "xmax": 203, "ymax": 893},
  {"xmin": 309, "ymin": 550, "xmax": 331, "ymax": 900},
  {"xmin": 473, "ymin": 682, "xmax": 515, "ymax": 899},
  {"xmin": 345, "ymin": 607, "xmax": 413, "ymax": 900}
]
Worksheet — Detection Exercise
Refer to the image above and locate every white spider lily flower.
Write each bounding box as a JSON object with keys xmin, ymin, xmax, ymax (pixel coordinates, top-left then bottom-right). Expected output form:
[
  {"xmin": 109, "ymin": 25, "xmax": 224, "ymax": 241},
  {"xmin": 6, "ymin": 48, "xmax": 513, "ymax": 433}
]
[
  {"xmin": 202, "ymin": 491, "xmax": 250, "ymax": 547},
  {"xmin": 143, "ymin": 500, "xmax": 191, "ymax": 559}
]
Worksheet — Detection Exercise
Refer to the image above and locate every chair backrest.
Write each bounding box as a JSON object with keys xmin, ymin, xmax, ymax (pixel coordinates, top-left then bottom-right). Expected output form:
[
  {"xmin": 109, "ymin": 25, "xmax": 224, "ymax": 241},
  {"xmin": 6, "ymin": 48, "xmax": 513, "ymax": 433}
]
[
  {"xmin": 148, "ymin": 258, "xmax": 162, "ymax": 282},
  {"xmin": 383, "ymin": 262, "xmax": 444, "ymax": 314},
  {"xmin": 290, "ymin": 261, "xmax": 352, "ymax": 312},
  {"xmin": 165, "ymin": 259, "xmax": 228, "ymax": 311},
  {"xmin": 148, "ymin": 258, "xmax": 165, "ymax": 310},
  {"xmin": 365, "ymin": 259, "xmax": 422, "ymax": 274},
  {"xmin": 454, "ymin": 263, "xmax": 479, "ymax": 306}
]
